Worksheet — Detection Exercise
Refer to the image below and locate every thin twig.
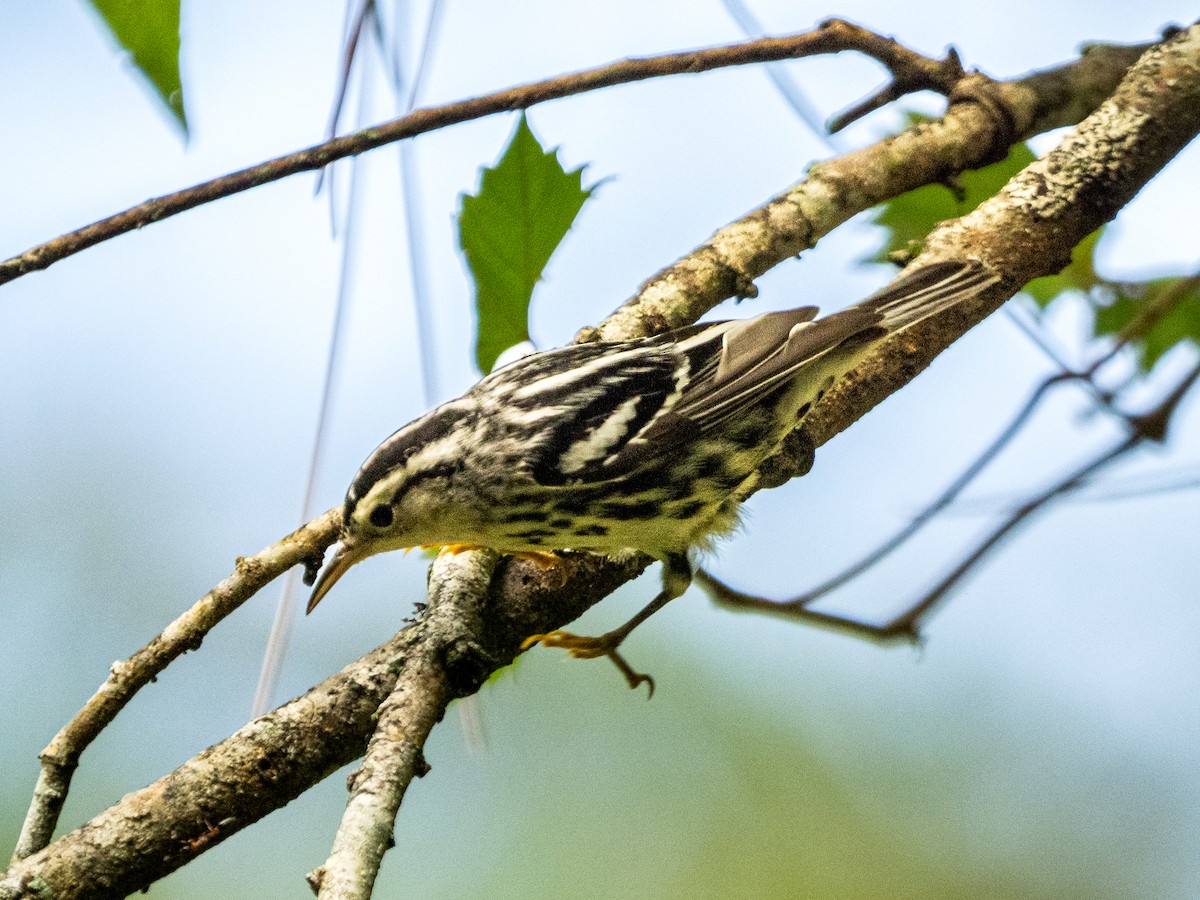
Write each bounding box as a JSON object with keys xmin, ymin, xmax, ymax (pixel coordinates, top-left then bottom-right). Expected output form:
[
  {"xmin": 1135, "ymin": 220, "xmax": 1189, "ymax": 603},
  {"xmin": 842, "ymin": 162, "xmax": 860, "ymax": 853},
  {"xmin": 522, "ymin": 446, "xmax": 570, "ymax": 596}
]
[
  {"xmin": 892, "ymin": 360, "xmax": 1200, "ymax": 631},
  {"xmin": 1061, "ymin": 467, "xmax": 1200, "ymax": 504},
  {"xmin": 829, "ymin": 47, "xmax": 964, "ymax": 133},
  {"xmin": 943, "ymin": 464, "xmax": 1200, "ymax": 513},
  {"xmin": 0, "ymin": 19, "xmax": 969, "ymax": 288},
  {"xmin": 1004, "ymin": 303, "xmax": 1079, "ymax": 374},
  {"xmin": 711, "ymin": 324, "xmax": 1200, "ymax": 643},
  {"xmin": 10, "ymin": 509, "xmax": 341, "ymax": 863},
  {"xmin": 708, "ymin": 267, "xmax": 1200, "ymax": 619},
  {"xmin": 707, "ymin": 359, "xmax": 1199, "ymax": 641},
  {"xmin": 761, "ymin": 372, "xmax": 1073, "ymax": 604},
  {"xmin": 719, "ymin": 0, "xmax": 837, "ymax": 149},
  {"xmin": 884, "ymin": 436, "xmax": 1136, "ymax": 636}
]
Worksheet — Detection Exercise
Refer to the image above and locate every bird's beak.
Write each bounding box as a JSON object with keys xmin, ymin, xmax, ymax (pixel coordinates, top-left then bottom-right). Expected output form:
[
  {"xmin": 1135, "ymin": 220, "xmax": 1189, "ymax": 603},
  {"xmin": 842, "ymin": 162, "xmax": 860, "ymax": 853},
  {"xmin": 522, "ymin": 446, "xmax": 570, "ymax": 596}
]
[{"xmin": 307, "ymin": 541, "xmax": 365, "ymax": 614}]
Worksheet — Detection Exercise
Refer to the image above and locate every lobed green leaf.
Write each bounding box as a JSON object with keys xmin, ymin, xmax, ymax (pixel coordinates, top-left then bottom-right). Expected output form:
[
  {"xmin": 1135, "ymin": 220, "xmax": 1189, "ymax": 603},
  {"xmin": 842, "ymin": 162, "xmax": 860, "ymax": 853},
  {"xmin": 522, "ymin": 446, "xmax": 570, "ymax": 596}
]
[{"xmin": 459, "ymin": 115, "xmax": 593, "ymax": 373}]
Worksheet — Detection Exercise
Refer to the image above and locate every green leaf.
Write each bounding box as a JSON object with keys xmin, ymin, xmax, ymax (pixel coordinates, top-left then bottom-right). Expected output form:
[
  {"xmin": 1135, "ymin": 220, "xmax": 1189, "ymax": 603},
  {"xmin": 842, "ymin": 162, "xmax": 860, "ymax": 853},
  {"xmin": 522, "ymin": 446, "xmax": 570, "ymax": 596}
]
[
  {"xmin": 458, "ymin": 115, "xmax": 593, "ymax": 373},
  {"xmin": 868, "ymin": 123, "xmax": 1036, "ymax": 263},
  {"xmin": 86, "ymin": 0, "xmax": 187, "ymax": 133},
  {"xmin": 1093, "ymin": 277, "xmax": 1200, "ymax": 371}
]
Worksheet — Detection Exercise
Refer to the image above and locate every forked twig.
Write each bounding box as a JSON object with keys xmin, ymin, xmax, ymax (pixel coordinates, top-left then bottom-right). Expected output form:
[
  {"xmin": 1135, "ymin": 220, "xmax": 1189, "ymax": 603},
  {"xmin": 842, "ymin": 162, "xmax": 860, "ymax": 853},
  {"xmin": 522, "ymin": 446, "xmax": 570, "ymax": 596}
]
[
  {"xmin": 702, "ymin": 266, "xmax": 1200, "ymax": 627},
  {"xmin": 704, "ymin": 352, "xmax": 1200, "ymax": 641},
  {"xmin": 309, "ymin": 550, "xmax": 498, "ymax": 900}
]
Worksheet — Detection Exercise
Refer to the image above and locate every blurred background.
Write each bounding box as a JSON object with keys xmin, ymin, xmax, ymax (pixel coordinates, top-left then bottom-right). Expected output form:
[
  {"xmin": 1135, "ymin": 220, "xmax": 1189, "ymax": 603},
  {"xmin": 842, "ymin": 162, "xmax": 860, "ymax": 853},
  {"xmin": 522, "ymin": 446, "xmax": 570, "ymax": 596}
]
[{"xmin": 2, "ymin": 1, "xmax": 1199, "ymax": 897}]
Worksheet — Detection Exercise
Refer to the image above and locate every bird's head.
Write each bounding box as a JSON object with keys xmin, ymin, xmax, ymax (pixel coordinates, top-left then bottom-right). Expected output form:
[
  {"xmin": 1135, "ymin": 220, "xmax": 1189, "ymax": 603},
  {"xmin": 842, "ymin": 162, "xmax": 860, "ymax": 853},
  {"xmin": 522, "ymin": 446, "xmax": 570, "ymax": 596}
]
[{"xmin": 307, "ymin": 405, "xmax": 481, "ymax": 612}]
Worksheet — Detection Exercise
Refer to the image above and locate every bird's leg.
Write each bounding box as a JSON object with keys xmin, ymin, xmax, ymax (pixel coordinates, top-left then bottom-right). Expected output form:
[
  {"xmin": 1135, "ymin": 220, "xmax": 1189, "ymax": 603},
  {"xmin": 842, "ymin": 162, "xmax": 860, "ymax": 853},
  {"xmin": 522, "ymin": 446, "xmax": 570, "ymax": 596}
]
[
  {"xmin": 522, "ymin": 552, "xmax": 692, "ymax": 696},
  {"xmin": 694, "ymin": 568, "xmax": 923, "ymax": 646}
]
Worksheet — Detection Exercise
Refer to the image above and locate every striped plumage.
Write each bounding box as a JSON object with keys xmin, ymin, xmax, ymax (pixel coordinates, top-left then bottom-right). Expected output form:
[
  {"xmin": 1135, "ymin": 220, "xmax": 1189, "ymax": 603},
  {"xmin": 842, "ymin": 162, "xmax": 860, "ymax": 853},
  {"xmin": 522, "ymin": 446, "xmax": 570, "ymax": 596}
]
[{"xmin": 308, "ymin": 260, "xmax": 999, "ymax": 688}]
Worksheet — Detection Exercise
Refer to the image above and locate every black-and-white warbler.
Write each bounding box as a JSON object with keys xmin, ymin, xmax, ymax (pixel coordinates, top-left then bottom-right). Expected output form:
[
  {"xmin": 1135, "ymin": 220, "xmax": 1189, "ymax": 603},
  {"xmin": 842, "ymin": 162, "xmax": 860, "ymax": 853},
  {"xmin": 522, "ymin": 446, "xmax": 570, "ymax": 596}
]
[{"xmin": 308, "ymin": 260, "xmax": 999, "ymax": 689}]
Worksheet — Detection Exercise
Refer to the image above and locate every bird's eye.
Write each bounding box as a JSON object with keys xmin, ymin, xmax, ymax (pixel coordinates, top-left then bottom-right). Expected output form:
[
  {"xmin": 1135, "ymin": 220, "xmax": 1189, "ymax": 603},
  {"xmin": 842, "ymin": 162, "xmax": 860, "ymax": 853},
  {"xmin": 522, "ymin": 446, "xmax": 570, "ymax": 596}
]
[{"xmin": 368, "ymin": 505, "xmax": 394, "ymax": 528}]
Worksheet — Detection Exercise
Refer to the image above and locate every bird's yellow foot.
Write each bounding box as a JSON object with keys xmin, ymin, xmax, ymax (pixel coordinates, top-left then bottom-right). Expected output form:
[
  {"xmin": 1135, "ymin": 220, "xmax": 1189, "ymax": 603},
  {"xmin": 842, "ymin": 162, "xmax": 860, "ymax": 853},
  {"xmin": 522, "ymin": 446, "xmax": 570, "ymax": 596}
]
[
  {"xmin": 427, "ymin": 542, "xmax": 486, "ymax": 556},
  {"xmin": 508, "ymin": 550, "xmax": 561, "ymax": 569},
  {"xmin": 521, "ymin": 630, "xmax": 655, "ymax": 697},
  {"xmin": 425, "ymin": 544, "xmax": 561, "ymax": 569}
]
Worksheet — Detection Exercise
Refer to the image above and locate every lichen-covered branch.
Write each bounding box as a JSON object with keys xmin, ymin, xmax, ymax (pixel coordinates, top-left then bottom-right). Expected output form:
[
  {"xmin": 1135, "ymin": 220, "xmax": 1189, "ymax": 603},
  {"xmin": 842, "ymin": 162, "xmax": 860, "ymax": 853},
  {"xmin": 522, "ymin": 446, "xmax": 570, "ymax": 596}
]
[
  {"xmin": 587, "ymin": 40, "xmax": 1151, "ymax": 342},
  {"xmin": 807, "ymin": 23, "xmax": 1200, "ymax": 449},
  {"xmin": 0, "ymin": 551, "xmax": 645, "ymax": 900},
  {"xmin": 309, "ymin": 550, "xmax": 499, "ymax": 900}
]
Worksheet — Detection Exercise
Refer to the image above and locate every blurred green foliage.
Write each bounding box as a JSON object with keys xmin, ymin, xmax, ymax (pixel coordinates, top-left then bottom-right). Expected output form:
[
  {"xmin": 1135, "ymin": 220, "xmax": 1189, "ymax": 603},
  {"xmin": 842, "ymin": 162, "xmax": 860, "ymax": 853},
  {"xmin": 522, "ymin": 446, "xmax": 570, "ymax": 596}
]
[
  {"xmin": 867, "ymin": 138, "xmax": 1036, "ymax": 264},
  {"xmin": 1094, "ymin": 278, "xmax": 1200, "ymax": 370},
  {"xmin": 869, "ymin": 116, "xmax": 1198, "ymax": 372}
]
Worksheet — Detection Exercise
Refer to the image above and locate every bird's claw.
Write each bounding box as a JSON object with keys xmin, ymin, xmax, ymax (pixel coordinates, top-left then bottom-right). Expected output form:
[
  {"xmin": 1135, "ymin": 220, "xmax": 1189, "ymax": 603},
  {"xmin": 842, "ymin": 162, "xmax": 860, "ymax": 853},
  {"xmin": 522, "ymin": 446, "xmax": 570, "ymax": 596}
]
[{"xmin": 521, "ymin": 630, "xmax": 655, "ymax": 697}]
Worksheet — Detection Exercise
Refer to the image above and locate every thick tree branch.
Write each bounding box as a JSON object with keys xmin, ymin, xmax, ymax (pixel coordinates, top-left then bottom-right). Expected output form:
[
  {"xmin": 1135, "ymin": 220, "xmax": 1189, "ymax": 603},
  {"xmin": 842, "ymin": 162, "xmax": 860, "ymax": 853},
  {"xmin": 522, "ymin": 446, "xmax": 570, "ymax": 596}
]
[
  {"xmin": 585, "ymin": 39, "xmax": 1151, "ymax": 341},
  {"xmin": 4, "ymin": 22, "xmax": 1196, "ymax": 899},
  {"xmin": 819, "ymin": 26, "xmax": 1200, "ymax": 446},
  {"xmin": 1, "ymin": 551, "xmax": 645, "ymax": 900}
]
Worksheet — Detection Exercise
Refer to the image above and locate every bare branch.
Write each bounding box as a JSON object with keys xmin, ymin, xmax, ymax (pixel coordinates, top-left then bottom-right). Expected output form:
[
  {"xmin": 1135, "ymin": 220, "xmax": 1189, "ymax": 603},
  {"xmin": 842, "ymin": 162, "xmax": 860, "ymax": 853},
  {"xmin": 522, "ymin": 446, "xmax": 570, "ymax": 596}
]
[
  {"xmin": 1, "ymin": 551, "xmax": 645, "ymax": 900},
  {"xmin": 705, "ymin": 357, "xmax": 1200, "ymax": 641},
  {"xmin": 706, "ymin": 372, "xmax": 1071, "ymax": 612},
  {"xmin": 828, "ymin": 46, "xmax": 964, "ymax": 133},
  {"xmin": 0, "ymin": 19, "xmax": 976, "ymax": 289},
  {"xmin": 894, "ymin": 360, "xmax": 1200, "ymax": 629},
  {"xmin": 883, "ymin": 435, "xmax": 1136, "ymax": 635}
]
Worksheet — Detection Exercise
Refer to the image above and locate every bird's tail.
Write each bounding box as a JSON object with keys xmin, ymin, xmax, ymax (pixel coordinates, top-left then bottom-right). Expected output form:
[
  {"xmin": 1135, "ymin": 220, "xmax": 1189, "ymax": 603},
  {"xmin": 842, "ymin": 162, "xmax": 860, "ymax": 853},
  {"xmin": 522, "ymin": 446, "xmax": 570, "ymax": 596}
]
[{"xmin": 865, "ymin": 260, "xmax": 1000, "ymax": 333}]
